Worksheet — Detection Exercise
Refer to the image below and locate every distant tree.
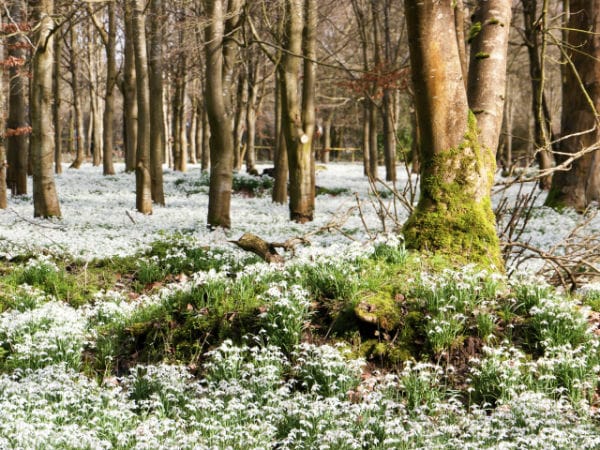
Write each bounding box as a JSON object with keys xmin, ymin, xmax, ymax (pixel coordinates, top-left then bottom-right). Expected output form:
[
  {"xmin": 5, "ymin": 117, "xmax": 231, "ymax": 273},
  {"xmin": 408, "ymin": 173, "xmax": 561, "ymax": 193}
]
[
  {"xmin": 546, "ymin": 0, "xmax": 600, "ymax": 210},
  {"xmin": 123, "ymin": 1, "xmax": 138, "ymax": 173},
  {"xmin": 30, "ymin": 0, "xmax": 61, "ymax": 218},
  {"xmin": 402, "ymin": 0, "xmax": 511, "ymax": 268},
  {"xmin": 0, "ymin": 13, "xmax": 6, "ymax": 209},
  {"xmin": 68, "ymin": 23, "xmax": 86, "ymax": 169}
]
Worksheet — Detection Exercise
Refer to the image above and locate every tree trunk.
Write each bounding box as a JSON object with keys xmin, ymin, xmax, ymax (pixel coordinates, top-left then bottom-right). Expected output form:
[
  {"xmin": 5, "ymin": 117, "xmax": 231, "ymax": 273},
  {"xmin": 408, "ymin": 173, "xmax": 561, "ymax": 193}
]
[
  {"xmin": 382, "ymin": 90, "xmax": 396, "ymax": 181},
  {"xmin": 149, "ymin": 0, "xmax": 165, "ymax": 204},
  {"xmin": 245, "ymin": 61, "xmax": 260, "ymax": 175},
  {"xmin": 361, "ymin": 101, "xmax": 370, "ymax": 176},
  {"xmin": 201, "ymin": 107, "xmax": 210, "ymax": 172},
  {"xmin": 69, "ymin": 27, "xmax": 86, "ymax": 169},
  {"xmin": 272, "ymin": 69, "xmax": 288, "ymax": 204},
  {"xmin": 53, "ymin": 24, "xmax": 62, "ymax": 175},
  {"xmin": 6, "ymin": 0, "xmax": 28, "ymax": 195},
  {"xmin": 204, "ymin": 0, "xmax": 243, "ymax": 228},
  {"xmin": 171, "ymin": 23, "xmax": 188, "ymax": 173},
  {"xmin": 103, "ymin": 1, "xmax": 117, "ymax": 175},
  {"xmin": 402, "ymin": 0, "xmax": 503, "ymax": 269},
  {"xmin": 88, "ymin": 22, "xmax": 103, "ymax": 168},
  {"xmin": 233, "ymin": 72, "xmax": 247, "ymax": 171},
  {"xmin": 31, "ymin": 0, "xmax": 61, "ymax": 218},
  {"xmin": 321, "ymin": 110, "xmax": 333, "ymax": 164},
  {"xmin": 547, "ymin": 0, "xmax": 600, "ymax": 210},
  {"xmin": 132, "ymin": 0, "xmax": 152, "ymax": 214},
  {"xmin": 0, "ymin": 13, "xmax": 6, "ymax": 209},
  {"xmin": 282, "ymin": 0, "xmax": 316, "ymax": 223},
  {"xmin": 368, "ymin": 102, "xmax": 378, "ymax": 179},
  {"xmin": 467, "ymin": 0, "xmax": 512, "ymax": 154},
  {"xmin": 123, "ymin": 1, "xmax": 138, "ymax": 173},
  {"xmin": 523, "ymin": 0, "xmax": 554, "ymax": 189}
]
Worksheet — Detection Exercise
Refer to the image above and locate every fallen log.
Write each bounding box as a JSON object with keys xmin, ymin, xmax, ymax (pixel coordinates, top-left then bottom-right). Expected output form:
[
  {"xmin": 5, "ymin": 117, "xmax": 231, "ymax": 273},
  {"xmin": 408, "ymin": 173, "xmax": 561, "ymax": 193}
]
[{"xmin": 231, "ymin": 233, "xmax": 285, "ymax": 263}]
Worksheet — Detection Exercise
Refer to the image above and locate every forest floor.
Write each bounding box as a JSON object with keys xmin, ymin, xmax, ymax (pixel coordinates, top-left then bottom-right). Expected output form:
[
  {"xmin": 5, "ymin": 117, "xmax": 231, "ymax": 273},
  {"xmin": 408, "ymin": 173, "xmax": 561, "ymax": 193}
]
[{"xmin": 0, "ymin": 162, "xmax": 599, "ymax": 449}]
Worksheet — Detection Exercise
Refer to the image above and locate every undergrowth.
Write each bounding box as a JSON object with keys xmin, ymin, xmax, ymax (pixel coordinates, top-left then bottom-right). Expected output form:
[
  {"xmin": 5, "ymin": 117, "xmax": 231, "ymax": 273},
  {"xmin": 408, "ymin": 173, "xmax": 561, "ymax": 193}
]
[{"xmin": 0, "ymin": 234, "xmax": 599, "ymax": 448}]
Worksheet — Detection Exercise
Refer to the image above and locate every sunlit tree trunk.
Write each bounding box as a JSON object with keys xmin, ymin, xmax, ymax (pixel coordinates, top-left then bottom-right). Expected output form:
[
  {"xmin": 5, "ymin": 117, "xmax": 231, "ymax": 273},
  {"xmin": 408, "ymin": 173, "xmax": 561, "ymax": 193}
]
[
  {"xmin": 149, "ymin": 0, "xmax": 165, "ymax": 204},
  {"xmin": 233, "ymin": 72, "xmax": 247, "ymax": 171},
  {"xmin": 402, "ymin": 0, "xmax": 504, "ymax": 268},
  {"xmin": 30, "ymin": 0, "xmax": 61, "ymax": 218},
  {"xmin": 282, "ymin": 0, "xmax": 317, "ymax": 223},
  {"xmin": 245, "ymin": 58, "xmax": 260, "ymax": 175},
  {"xmin": 201, "ymin": 107, "xmax": 210, "ymax": 172},
  {"xmin": 7, "ymin": 0, "xmax": 28, "ymax": 195},
  {"xmin": 123, "ymin": 1, "xmax": 137, "ymax": 173},
  {"xmin": 547, "ymin": 0, "xmax": 600, "ymax": 210},
  {"xmin": 171, "ymin": 19, "xmax": 188, "ymax": 173},
  {"xmin": 132, "ymin": 0, "xmax": 152, "ymax": 214},
  {"xmin": 204, "ymin": 0, "xmax": 243, "ymax": 228},
  {"xmin": 88, "ymin": 22, "xmax": 103, "ymax": 167}
]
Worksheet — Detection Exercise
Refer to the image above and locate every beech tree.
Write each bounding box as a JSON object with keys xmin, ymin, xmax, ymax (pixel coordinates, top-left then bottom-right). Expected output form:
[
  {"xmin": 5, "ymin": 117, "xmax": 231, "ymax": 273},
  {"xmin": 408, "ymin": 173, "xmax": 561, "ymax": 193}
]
[
  {"xmin": 6, "ymin": 0, "xmax": 28, "ymax": 195},
  {"xmin": 203, "ymin": 0, "xmax": 243, "ymax": 229},
  {"xmin": 546, "ymin": 1, "xmax": 600, "ymax": 210},
  {"xmin": 132, "ymin": 0, "xmax": 152, "ymax": 214},
  {"xmin": 30, "ymin": 0, "xmax": 61, "ymax": 218},
  {"xmin": 402, "ymin": 0, "xmax": 511, "ymax": 268},
  {"xmin": 281, "ymin": 0, "xmax": 317, "ymax": 223}
]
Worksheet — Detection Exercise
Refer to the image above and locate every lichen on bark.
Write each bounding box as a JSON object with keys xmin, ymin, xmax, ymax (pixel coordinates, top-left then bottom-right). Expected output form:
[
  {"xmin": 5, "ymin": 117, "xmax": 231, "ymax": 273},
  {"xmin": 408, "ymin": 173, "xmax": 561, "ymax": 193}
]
[{"xmin": 402, "ymin": 112, "xmax": 502, "ymax": 269}]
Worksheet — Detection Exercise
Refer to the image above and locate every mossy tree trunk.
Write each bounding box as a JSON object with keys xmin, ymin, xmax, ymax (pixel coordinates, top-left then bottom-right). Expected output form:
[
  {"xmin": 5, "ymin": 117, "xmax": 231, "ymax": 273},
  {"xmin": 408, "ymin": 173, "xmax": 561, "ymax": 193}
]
[
  {"xmin": 402, "ymin": 0, "xmax": 507, "ymax": 269},
  {"xmin": 546, "ymin": 0, "xmax": 600, "ymax": 211}
]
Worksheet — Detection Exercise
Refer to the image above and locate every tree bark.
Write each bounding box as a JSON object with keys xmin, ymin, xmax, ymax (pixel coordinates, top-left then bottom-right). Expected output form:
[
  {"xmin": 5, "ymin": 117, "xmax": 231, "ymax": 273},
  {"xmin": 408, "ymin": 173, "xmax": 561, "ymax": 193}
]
[
  {"xmin": 204, "ymin": 0, "xmax": 243, "ymax": 228},
  {"xmin": 402, "ymin": 0, "xmax": 503, "ymax": 269},
  {"xmin": 6, "ymin": 0, "xmax": 29, "ymax": 195},
  {"xmin": 30, "ymin": 0, "xmax": 61, "ymax": 218},
  {"xmin": 282, "ymin": 0, "xmax": 316, "ymax": 223},
  {"xmin": 123, "ymin": 1, "xmax": 138, "ymax": 173},
  {"xmin": 547, "ymin": 0, "xmax": 600, "ymax": 210},
  {"xmin": 103, "ymin": 2, "xmax": 117, "ymax": 175},
  {"xmin": 467, "ymin": 0, "xmax": 512, "ymax": 154},
  {"xmin": 68, "ymin": 26, "xmax": 86, "ymax": 169},
  {"xmin": 52, "ymin": 23, "xmax": 62, "ymax": 174},
  {"xmin": 132, "ymin": 0, "xmax": 152, "ymax": 214},
  {"xmin": 522, "ymin": 0, "xmax": 554, "ymax": 189},
  {"xmin": 272, "ymin": 69, "xmax": 288, "ymax": 204},
  {"xmin": 149, "ymin": 0, "xmax": 165, "ymax": 204},
  {"xmin": 0, "ymin": 13, "xmax": 6, "ymax": 209}
]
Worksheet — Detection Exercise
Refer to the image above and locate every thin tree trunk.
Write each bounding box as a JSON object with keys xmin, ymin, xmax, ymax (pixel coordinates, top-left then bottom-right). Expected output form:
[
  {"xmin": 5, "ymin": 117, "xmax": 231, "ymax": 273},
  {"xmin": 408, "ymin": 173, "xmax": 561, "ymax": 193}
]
[
  {"xmin": 7, "ymin": 0, "xmax": 28, "ymax": 195},
  {"xmin": 31, "ymin": 0, "xmax": 61, "ymax": 218},
  {"xmin": 132, "ymin": 0, "xmax": 152, "ymax": 214},
  {"xmin": 69, "ymin": 27, "xmax": 86, "ymax": 169},
  {"xmin": 98, "ymin": 1, "xmax": 117, "ymax": 175},
  {"xmin": 149, "ymin": 0, "xmax": 165, "ymax": 204},
  {"xmin": 53, "ymin": 25, "xmax": 62, "ymax": 174},
  {"xmin": 245, "ymin": 61, "xmax": 260, "ymax": 175},
  {"xmin": 233, "ymin": 72, "xmax": 247, "ymax": 171},
  {"xmin": 201, "ymin": 107, "xmax": 210, "ymax": 171},
  {"xmin": 0, "ymin": 13, "xmax": 6, "ymax": 209},
  {"xmin": 272, "ymin": 69, "xmax": 288, "ymax": 204},
  {"xmin": 123, "ymin": 2, "xmax": 138, "ymax": 172},
  {"xmin": 88, "ymin": 22, "xmax": 103, "ymax": 167}
]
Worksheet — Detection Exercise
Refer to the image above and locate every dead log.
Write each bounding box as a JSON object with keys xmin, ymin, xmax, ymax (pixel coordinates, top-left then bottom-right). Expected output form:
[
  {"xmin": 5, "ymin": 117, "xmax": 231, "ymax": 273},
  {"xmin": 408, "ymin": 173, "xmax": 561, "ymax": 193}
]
[{"xmin": 231, "ymin": 233, "xmax": 285, "ymax": 263}]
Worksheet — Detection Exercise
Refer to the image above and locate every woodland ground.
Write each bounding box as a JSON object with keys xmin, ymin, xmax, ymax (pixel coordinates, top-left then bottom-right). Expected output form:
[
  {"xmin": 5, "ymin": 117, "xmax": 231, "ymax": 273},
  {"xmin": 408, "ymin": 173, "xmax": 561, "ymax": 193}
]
[{"xmin": 0, "ymin": 163, "xmax": 599, "ymax": 449}]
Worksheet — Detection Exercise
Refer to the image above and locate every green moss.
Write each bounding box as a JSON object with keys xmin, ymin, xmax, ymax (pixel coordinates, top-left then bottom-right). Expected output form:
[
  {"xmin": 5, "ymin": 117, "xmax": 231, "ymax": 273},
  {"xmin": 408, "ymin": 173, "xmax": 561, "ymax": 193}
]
[
  {"xmin": 402, "ymin": 112, "xmax": 502, "ymax": 270},
  {"xmin": 354, "ymin": 291, "xmax": 402, "ymax": 331},
  {"xmin": 475, "ymin": 52, "xmax": 490, "ymax": 59},
  {"xmin": 468, "ymin": 22, "xmax": 482, "ymax": 43}
]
